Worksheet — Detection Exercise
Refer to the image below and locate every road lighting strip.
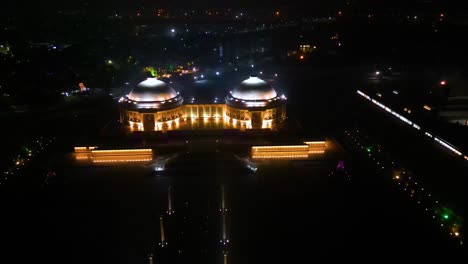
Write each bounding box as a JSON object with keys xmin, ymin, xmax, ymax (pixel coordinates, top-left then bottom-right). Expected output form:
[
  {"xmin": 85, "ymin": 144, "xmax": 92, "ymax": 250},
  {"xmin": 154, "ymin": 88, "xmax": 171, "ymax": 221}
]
[{"xmin": 357, "ymin": 90, "xmax": 466, "ymax": 160}]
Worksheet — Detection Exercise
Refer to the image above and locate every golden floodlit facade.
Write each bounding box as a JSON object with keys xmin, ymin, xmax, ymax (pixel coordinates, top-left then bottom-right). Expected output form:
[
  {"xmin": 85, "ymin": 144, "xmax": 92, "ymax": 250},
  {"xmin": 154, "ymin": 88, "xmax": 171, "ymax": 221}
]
[{"xmin": 119, "ymin": 76, "xmax": 287, "ymax": 131}]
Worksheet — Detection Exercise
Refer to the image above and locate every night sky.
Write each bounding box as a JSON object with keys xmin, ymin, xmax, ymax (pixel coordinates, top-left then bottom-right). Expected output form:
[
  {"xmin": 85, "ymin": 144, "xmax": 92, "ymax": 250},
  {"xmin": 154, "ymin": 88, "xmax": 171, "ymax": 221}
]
[{"xmin": 4, "ymin": 0, "xmax": 468, "ymax": 16}]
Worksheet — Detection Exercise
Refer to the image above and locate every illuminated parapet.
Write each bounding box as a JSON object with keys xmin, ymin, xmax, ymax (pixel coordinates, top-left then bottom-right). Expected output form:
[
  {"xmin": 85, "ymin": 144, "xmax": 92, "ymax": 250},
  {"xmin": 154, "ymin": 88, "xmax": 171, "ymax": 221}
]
[
  {"xmin": 91, "ymin": 149, "xmax": 153, "ymax": 163},
  {"xmin": 91, "ymin": 157, "xmax": 153, "ymax": 163},
  {"xmin": 303, "ymin": 141, "xmax": 327, "ymax": 154},
  {"xmin": 251, "ymin": 142, "xmax": 327, "ymax": 159},
  {"xmin": 91, "ymin": 149, "xmax": 152, "ymax": 154},
  {"xmin": 75, "ymin": 148, "xmax": 153, "ymax": 163},
  {"xmin": 74, "ymin": 146, "xmax": 98, "ymax": 161},
  {"xmin": 252, "ymin": 145, "xmax": 309, "ymax": 159},
  {"xmin": 303, "ymin": 141, "xmax": 326, "ymax": 146},
  {"xmin": 74, "ymin": 146, "xmax": 97, "ymax": 152}
]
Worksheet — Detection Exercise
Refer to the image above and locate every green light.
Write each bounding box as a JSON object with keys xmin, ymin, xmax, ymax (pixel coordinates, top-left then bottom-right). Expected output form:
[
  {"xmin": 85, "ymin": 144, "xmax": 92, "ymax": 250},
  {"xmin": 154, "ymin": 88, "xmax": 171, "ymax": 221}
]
[
  {"xmin": 366, "ymin": 147, "xmax": 372, "ymax": 153},
  {"xmin": 144, "ymin": 66, "xmax": 158, "ymax": 77},
  {"xmin": 443, "ymin": 214, "xmax": 449, "ymax": 220}
]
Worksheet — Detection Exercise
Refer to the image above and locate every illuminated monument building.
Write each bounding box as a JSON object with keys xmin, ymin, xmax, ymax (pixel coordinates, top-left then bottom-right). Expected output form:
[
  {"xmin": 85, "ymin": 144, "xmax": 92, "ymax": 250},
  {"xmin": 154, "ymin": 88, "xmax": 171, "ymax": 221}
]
[{"xmin": 119, "ymin": 75, "xmax": 287, "ymax": 131}]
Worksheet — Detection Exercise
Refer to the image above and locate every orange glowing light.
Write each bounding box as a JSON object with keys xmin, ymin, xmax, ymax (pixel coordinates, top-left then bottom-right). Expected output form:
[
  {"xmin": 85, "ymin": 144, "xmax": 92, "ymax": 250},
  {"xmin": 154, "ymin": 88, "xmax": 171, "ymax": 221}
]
[
  {"xmin": 79, "ymin": 82, "xmax": 86, "ymax": 91},
  {"xmin": 300, "ymin": 55, "xmax": 304, "ymax": 60},
  {"xmin": 440, "ymin": 80, "xmax": 447, "ymax": 86},
  {"xmin": 275, "ymin": 11, "xmax": 280, "ymax": 16}
]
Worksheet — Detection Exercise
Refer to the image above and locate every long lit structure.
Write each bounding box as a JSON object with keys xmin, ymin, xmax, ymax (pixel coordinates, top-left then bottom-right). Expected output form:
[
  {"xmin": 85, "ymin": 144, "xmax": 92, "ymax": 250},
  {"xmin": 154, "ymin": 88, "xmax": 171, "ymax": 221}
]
[
  {"xmin": 357, "ymin": 90, "xmax": 467, "ymax": 160},
  {"xmin": 251, "ymin": 142, "xmax": 327, "ymax": 159},
  {"xmin": 220, "ymin": 185, "xmax": 227, "ymax": 213},
  {"xmin": 159, "ymin": 216, "xmax": 168, "ymax": 247},
  {"xmin": 220, "ymin": 213, "xmax": 229, "ymax": 245},
  {"xmin": 119, "ymin": 76, "xmax": 286, "ymax": 131},
  {"xmin": 167, "ymin": 186, "xmax": 174, "ymax": 215},
  {"xmin": 74, "ymin": 147, "xmax": 153, "ymax": 163}
]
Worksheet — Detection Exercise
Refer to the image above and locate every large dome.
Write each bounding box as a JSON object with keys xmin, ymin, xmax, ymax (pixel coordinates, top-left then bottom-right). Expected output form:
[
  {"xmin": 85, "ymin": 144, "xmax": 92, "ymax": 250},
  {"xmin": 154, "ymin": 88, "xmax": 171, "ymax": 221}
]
[
  {"xmin": 127, "ymin": 78, "xmax": 178, "ymax": 102},
  {"xmin": 231, "ymin": 76, "xmax": 278, "ymax": 101}
]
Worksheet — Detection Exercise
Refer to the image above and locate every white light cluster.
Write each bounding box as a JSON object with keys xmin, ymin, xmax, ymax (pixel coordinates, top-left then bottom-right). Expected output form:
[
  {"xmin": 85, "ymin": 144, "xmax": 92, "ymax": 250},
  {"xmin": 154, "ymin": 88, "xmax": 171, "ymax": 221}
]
[
  {"xmin": 359, "ymin": 90, "xmax": 416, "ymax": 127},
  {"xmin": 357, "ymin": 90, "xmax": 466, "ymax": 160},
  {"xmin": 245, "ymin": 101, "xmax": 267, "ymax": 107},
  {"xmin": 357, "ymin": 90, "xmax": 371, "ymax": 100}
]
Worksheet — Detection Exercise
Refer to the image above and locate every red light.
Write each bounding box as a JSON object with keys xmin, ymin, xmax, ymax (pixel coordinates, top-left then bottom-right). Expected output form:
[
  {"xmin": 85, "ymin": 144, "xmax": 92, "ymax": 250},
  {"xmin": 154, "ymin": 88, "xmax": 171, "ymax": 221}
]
[
  {"xmin": 440, "ymin": 13, "xmax": 445, "ymax": 17},
  {"xmin": 299, "ymin": 55, "xmax": 304, "ymax": 60},
  {"xmin": 440, "ymin": 81, "xmax": 447, "ymax": 86},
  {"xmin": 275, "ymin": 11, "xmax": 280, "ymax": 16},
  {"xmin": 338, "ymin": 11, "xmax": 342, "ymax": 16}
]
